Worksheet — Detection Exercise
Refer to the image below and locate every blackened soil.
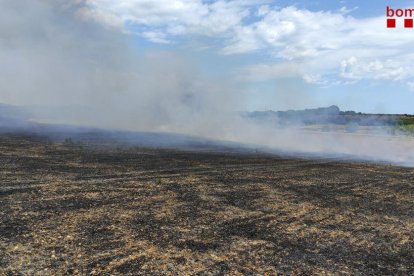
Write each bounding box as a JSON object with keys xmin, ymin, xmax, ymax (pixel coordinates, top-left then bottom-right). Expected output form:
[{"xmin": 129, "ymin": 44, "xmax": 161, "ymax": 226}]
[{"xmin": 0, "ymin": 135, "xmax": 413, "ymax": 275}]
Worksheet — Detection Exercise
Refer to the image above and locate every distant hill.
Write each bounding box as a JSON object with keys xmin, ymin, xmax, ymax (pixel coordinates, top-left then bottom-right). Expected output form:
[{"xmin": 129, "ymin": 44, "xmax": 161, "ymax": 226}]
[{"xmin": 246, "ymin": 105, "xmax": 414, "ymax": 126}]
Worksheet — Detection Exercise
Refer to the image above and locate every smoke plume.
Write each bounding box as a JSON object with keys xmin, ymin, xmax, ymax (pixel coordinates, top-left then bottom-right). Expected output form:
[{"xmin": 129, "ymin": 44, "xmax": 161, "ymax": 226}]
[{"xmin": 1, "ymin": 1, "xmax": 414, "ymax": 166}]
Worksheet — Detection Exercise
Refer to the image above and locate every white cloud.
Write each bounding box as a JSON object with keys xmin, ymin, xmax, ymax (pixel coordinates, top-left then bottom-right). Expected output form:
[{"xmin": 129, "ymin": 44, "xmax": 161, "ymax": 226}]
[
  {"xmin": 340, "ymin": 57, "xmax": 408, "ymax": 80},
  {"xmin": 141, "ymin": 31, "xmax": 171, "ymax": 44},
  {"xmin": 338, "ymin": 6, "xmax": 358, "ymax": 15},
  {"xmin": 256, "ymin": 5, "xmax": 270, "ymax": 17},
  {"xmin": 223, "ymin": 6, "xmax": 348, "ymax": 56},
  {"xmin": 75, "ymin": 1, "xmax": 414, "ymax": 83},
  {"xmin": 77, "ymin": 0, "xmax": 262, "ymax": 38},
  {"xmin": 303, "ymin": 74, "xmax": 324, "ymax": 84},
  {"xmin": 230, "ymin": 7, "xmax": 414, "ymax": 83}
]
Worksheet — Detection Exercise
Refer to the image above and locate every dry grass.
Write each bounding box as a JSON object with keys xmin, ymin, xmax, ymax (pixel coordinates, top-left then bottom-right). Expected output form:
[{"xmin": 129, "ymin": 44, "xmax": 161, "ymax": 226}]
[{"xmin": 0, "ymin": 134, "xmax": 413, "ymax": 275}]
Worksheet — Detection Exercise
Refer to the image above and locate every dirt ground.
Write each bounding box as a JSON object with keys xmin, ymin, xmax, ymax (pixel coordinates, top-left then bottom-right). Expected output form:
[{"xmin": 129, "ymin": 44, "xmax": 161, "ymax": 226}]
[{"xmin": 0, "ymin": 134, "xmax": 413, "ymax": 275}]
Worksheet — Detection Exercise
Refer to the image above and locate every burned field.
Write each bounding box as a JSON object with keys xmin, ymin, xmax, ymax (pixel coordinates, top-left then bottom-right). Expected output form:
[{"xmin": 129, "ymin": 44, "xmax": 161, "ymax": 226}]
[{"xmin": 1, "ymin": 135, "xmax": 413, "ymax": 275}]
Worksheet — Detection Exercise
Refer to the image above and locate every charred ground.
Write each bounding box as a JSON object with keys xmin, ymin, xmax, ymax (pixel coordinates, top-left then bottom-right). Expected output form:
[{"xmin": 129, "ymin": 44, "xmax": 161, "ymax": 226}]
[{"xmin": 0, "ymin": 134, "xmax": 413, "ymax": 275}]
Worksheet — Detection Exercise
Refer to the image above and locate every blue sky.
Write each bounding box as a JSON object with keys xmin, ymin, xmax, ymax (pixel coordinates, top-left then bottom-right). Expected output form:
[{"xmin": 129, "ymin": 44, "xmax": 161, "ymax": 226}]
[{"xmin": 71, "ymin": 0, "xmax": 414, "ymax": 114}]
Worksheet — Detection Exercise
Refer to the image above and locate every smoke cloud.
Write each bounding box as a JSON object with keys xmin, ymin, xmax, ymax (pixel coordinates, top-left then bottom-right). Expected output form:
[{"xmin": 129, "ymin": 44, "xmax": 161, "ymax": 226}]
[
  {"xmin": 0, "ymin": 1, "xmax": 240, "ymax": 132},
  {"xmin": 1, "ymin": 0, "xmax": 414, "ymax": 166}
]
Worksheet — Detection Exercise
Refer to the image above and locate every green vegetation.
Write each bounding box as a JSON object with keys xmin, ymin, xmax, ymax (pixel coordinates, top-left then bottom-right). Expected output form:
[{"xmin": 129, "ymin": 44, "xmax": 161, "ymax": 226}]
[
  {"xmin": 396, "ymin": 124, "xmax": 414, "ymax": 135},
  {"xmin": 395, "ymin": 116, "xmax": 414, "ymax": 135}
]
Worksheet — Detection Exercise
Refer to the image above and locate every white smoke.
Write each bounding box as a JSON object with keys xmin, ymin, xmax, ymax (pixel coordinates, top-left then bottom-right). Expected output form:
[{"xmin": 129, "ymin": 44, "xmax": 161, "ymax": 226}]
[{"xmin": 1, "ymin": 0, "xmax": 414, "ymax": 166}]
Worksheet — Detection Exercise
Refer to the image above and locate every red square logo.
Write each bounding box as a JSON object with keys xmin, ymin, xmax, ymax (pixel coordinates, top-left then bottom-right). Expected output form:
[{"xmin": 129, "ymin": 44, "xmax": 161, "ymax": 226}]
[
  {"xmin": 405, "ymin": 18, "xmax": 413, "ymax": 28},
  {"xmin": 387, "ymin": 18, "xmax": 396, "ymax": 28}
]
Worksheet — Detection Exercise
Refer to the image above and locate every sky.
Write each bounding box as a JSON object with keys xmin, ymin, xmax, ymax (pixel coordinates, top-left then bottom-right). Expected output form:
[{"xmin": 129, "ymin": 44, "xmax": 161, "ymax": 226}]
[
  {"xmin": 2, "ymin": 0, "xmax": 414, "ymax": 133},
  {"xmin": 72, "ymin": 0, "xmax": 414, "ymax": 113}
]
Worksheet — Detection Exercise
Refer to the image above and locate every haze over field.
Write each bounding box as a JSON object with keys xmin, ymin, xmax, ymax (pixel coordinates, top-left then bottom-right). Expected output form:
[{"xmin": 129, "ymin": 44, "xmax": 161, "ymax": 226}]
[
  {"xmin": 1, "ymin": 0, "xmax": 414, "ymax": 164},
  {"xmin": 2, "ymin": 2, "xmax": 414, "ymax": 274}
]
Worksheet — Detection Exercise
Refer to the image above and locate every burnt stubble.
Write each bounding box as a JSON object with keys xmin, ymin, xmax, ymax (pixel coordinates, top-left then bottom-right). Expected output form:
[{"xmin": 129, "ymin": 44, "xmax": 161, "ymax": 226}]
[{"xmin": 0, "ymin": 134, "xmax": 413, "ymax": 275}]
